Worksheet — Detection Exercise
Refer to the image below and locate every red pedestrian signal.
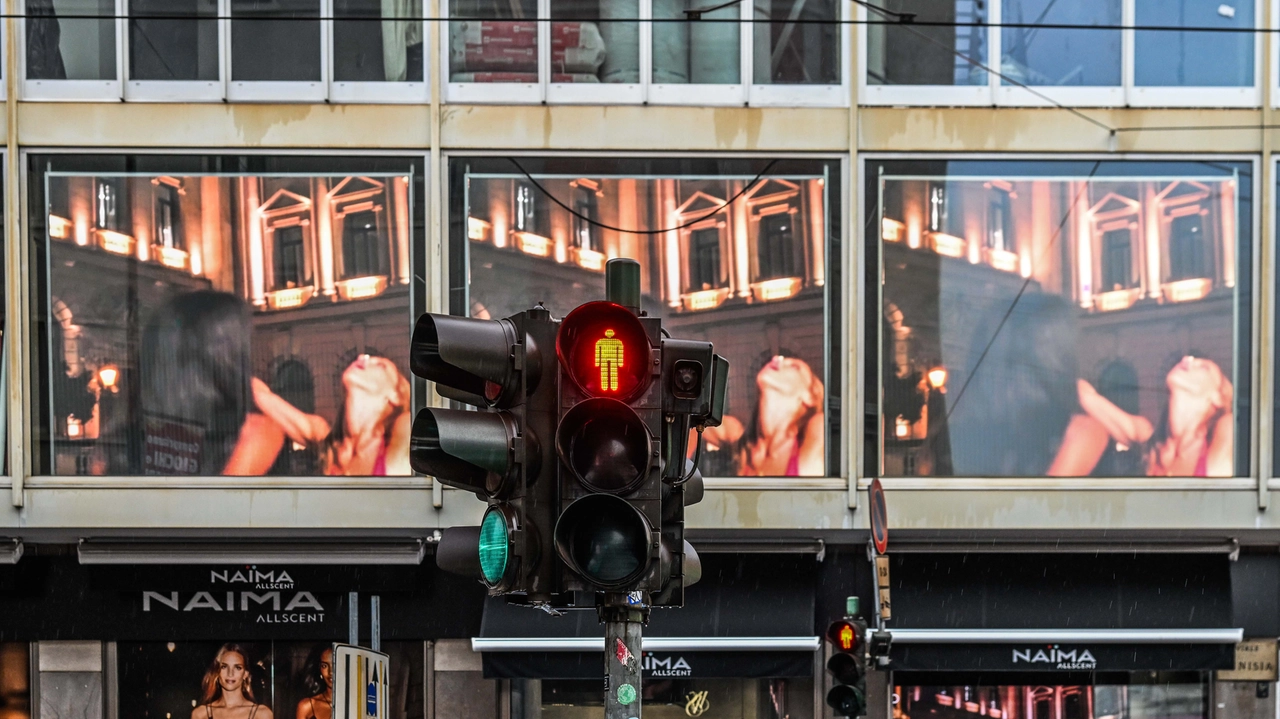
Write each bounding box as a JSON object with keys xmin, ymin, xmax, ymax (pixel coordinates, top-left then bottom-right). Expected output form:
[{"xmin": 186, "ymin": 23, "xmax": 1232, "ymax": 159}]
[{"xmin": 557, "ymin": 301, "xmax": 653, "ymax": 402}]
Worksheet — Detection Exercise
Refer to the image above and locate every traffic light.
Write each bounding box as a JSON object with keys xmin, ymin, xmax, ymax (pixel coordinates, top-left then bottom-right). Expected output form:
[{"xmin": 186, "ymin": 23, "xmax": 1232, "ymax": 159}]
[
  {"xmin": 552, "ymin": 259, "xmax": 722, "ymax": 601},
  {"xmin": 413, "ymin": 307, "xmax": 560, "ymax": 599},
  {"xmin": 825, "ymin": 617, "xmax": 868, "ymax": 717},
  {"xmin": 552, "ymin": 298, "xmax": 663, "ymax": 592}
]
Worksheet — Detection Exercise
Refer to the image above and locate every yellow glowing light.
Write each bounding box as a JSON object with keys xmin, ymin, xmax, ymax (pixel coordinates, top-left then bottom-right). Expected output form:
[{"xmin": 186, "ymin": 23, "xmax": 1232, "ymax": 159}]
[
  {"xmin": 927, "ymin": 367, "xmax": 947, "ymax": 390},
  {"xmin": 989, "ymin": 249, "xmax": 1019, "ymax": 273},
  {"xmin": 97, "ymin": 229, "xmax": 135, "ymax": 256},
  {"xmin": 266, "ymin": 287, "xmax": 314, "ymax": 310},
  {"xmin": 595, "ymin": 329, "xmax": 624, "ymax": 392},
  {"xmin": 467, "ymin": 216, "xmax": 492, "ymax": 241},
  {"xmin": 97, "ymin": 364, "xmax": 119, "ymax": 390},
  {"xmin": 881, "ymin": 218, "xmax": 905, "ymax": 242},
  {"xmin": 514, "ymin": 231, "xmax": 552, "ymax": 257},
  {"xmin": 683, "ymin": 288, "xmax": 729, "ymax": 311},
  {"xmin": 66, "ymin": 417, "xmax": 82, "ymax": 438},
  {"xmin": 931, "ymin": 233, "xmax": 966, "ymax": 258},
  {"xmin": 49, "ymin": 215, "xmax": 73, "ymax": 240},
  {"xmin": 576, "ymin": 248, "xmax": 606, "ymax": 271},
  {"xmin": 1163, "ymin": 278, "xmax": 1212, "ymax": 304},
  {"xmin": 336, "ymin": 276, "xmax": 388, "ymax": 301},
  {"xmin": 156, "ymin": 246, "xmax": 189, "ymax": 271},
  {"xmin": 751, "ymin": 277, "xmax": 802, "ymax": 303},
  {"xmin": 894, "ymin": 415, "xmax": 910, "ymax": 439},
  {"xmin": 1095, "ymin": 288, "xmax": 1140, "ymax": 313}
]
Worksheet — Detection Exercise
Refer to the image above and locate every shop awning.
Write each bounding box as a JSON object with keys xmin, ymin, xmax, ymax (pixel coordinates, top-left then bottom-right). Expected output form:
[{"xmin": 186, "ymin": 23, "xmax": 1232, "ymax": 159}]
[
  {"xmin": 883, "ymin": 553, "xmax": 1240, "ymax": 673},
  {"xmin": 477, "ymin": 554, "xmax": 819, "ymax": 679}
]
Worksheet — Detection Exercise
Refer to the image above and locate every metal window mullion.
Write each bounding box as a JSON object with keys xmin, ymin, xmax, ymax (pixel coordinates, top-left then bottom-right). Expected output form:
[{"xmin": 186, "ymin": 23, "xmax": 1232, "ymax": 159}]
[
  {"xmin": 220, "ymin": 0, "xmax": 232, "ymax": 95},
  {"xmin": 1121, "ymin": 0, "xmax": 1135, "ymax": 104},
  {"xmin": 1255, "ymin": 154, "xmax": 1271, "ymax": 506},
  {"xmin": 324, "ymin": 0, "xmax": 335, "ymax": 101},
  {"xmin": 5, "ymin": 0, "xmax": 22, "ymax": 505},
  {"xmin": 639, "ymin": 0, "xmax": 651, "ymax": 102},
  {"xmin": 538, "ymin": 0, "xmax": 549, "ymax": 101},
  {"xmin": 987, "ymin": 0, "xmax": 1000, "ymax": 104}
]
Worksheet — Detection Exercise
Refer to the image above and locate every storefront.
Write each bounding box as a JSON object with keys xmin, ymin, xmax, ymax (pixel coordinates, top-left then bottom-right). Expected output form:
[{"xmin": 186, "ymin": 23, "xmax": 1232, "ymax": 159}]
[
  {"xmin": 0, "ymin": 554, "xmax": 487, "ymax": 719},
  {"xmin": 879, "ymin": 548, "xmax": 1257, "ymax": 719},
  {"xmin": 476, "ymin": 552, "xmax": 826, "ymax": 719}
]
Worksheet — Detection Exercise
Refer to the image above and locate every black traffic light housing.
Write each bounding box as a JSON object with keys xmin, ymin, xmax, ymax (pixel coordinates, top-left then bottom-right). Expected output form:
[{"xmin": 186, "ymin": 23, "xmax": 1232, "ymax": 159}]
[
  {"xmin": 415, "ymin": 307, "xmax": 561, "ymax": 602},
  {"xmin": 826, "ymin": 618, "xmax": 869, "ymax": 717}
]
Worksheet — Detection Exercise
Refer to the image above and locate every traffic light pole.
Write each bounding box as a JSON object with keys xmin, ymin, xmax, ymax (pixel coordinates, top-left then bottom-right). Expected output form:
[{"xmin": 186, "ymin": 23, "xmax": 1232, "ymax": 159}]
[{"xmin": 601, "ymin": 596, "xmax": 647, "ymax": 719}]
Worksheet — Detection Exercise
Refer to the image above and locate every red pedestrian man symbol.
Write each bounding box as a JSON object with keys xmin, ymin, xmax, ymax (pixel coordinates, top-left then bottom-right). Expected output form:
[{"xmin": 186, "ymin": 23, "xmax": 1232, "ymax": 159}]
[{"xmin": 595, "ymin": 329, "xmax": 624, "ymax": 392}]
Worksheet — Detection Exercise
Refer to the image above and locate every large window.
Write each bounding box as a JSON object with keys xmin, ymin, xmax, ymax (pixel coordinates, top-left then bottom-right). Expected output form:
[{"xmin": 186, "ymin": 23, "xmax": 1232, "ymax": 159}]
[
  {"xmin": 32, "ymin": 155, "xmax": 425, "ymax": 477},
  {"xmin": 446, "ymin": 0, "xmax": 845, "ymax": 104},
  {"xmin": 863, "ymin": 0, "xmax": 1258, "ymax": 107},
  {"xmin": 867, "ymin": 159, "xmax": 1252, "ymax": 479},
  {"xmin": 25, "ymin": 1, "xmax": 428, "ymax": 102},
  {"xmin": 454, "ymin": 156, "xmax": 841, "ymax": 478},
  {"xmin": 894, "ymin": 678, "xmax": 1209, "ymax": 719}
]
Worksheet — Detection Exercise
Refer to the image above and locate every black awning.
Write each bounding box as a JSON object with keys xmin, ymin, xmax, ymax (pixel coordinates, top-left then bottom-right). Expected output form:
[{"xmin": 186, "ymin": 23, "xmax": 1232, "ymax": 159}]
[
  {"xmin": 478, "ymin": 554, "xmax": 819, "ymax": 679},
  {"xmin": 883, "ymin": 553, "xmax": 1239, "ymax": 673}
]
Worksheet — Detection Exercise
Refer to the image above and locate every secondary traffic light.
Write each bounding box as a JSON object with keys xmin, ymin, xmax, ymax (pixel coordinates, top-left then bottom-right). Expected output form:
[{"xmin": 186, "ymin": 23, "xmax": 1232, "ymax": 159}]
[
  {"xmin": 826, "ymin": 617, "xmax": 868, "ymax": 717},
  {"xmin": 414, "ymin": 308, "xmax": 560, "ymax": 599}
]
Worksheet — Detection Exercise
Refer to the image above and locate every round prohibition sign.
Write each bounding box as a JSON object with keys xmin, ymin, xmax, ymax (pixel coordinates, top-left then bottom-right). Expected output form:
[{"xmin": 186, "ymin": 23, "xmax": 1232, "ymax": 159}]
[{"xmin": 869, "ymin": 477, "xmax": 888, "ymax": 555}]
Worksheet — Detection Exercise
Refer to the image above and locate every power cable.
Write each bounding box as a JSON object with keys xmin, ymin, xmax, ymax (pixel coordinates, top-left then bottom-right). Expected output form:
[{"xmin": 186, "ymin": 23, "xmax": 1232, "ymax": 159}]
[{"xmin": 507, "ymin": 157, "xmax": 779, "ymax": 235}]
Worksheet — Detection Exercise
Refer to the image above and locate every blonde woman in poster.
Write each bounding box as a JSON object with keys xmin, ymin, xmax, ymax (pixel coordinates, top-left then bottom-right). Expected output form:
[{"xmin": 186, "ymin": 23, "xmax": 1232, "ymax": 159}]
[
  {"xmin": 192, "ymin": 644, "xmax": 273, "ymax": 719},
  {"xmin": 252, "ymin": 352, "xmax": 412, "ymax": 476},
  {"xmin": 295, "ymin": 645, "xmax": 334, "ymax": 719},
  {"xmin": 1077, "ymin": 355, "xmax": 1234, "ymax": 477}
]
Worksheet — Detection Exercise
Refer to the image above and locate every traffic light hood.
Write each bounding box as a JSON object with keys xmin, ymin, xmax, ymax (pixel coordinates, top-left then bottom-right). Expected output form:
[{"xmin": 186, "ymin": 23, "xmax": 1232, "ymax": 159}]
[
  {"xmin": 410, "ymin": 408, "xmax": 537, "ymax": 497},
  {"xmin": 412, "ymin": 313, "xmax": 536, "ymax": 408}
]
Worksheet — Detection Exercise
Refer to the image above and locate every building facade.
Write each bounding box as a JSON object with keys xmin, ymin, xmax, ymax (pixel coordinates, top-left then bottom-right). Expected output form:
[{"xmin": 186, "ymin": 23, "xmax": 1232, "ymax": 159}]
[{"xmin": 1, "ymin": 1, "xmax": 1280, "ymax": 718}]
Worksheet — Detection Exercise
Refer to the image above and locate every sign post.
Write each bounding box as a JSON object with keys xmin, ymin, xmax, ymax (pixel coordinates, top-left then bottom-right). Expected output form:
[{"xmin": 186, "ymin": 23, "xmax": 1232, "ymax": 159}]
[
  {"xmin": 602, "ymin": 594, "xmax": 646, "ymax": 719},
  {"xmin": 333, "ymin": 644, "xmax": 390, "ymax": 719},
  {"xmin": 868, "ymin": 478, "xmax": 890, "ymax": 625}
]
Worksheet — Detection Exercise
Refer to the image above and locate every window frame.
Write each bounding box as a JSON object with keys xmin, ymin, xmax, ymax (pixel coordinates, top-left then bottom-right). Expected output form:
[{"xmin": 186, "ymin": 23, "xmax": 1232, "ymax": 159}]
[
  {"xmin": 447, "ymin": 152, "xmax": 847, "ymax": 486},
  {"xmin": 122, "ymin": 0, "xmax": 226, "ymax": 102},
  {"xmin": 328, "ymin": 14, "xmax": 430, "ymax": 103},
  {"xmin": 21, "ymin": 0, "xmax": 126, "ymax": 101},
  {"xmin": 225, "ymin": 0, "xmax": 329, "ymax": 103},
  {"xmin": 859, "ymin": 0, "xmax": 1263, "ymax": 109},
  {"xmin": 858, "ymin": 153, "xmax": 1260, "ymax": 490},
  {"xmin": 445, "ymin": 0, "xmax": 847, "ymax": 106}
]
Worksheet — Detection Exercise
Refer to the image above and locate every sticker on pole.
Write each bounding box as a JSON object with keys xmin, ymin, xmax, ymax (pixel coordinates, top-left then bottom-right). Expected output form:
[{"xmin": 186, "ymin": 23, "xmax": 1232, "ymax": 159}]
[
  {"xmin": 615, "ymin": 638, "xmax": 635, "ymax": 667},
  {"xmin": 332, "ymin": 643, "xmax": 390, "ymax": 719},
  {"xmin": 869, "ymin": 477, "xmax": 889, "ymax": 555},
  {"xmin": 617, "ymin": 683, "xmax": 638, "ymax": 705}
]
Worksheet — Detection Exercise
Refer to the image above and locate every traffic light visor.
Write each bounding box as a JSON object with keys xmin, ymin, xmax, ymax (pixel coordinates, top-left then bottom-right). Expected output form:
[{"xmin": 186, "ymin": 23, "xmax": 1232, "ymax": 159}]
[
  {"xmin": 478, "ymin": 507, "xmax": 513, "ymax": 587},
  {"xmin": 557, "ymin": 302, "xmax": 652, "ymax": 402},
  {"xmin": 411, "ymin": 314, "xmax": 522, "ymax": 408},
  {"xmin": 554, "ymin": 494, "xmax": 653, "ymax": 589},
  {"xmin": 410, "ymin": 408, "xmax": 529, "ymax": 497},
  {"xmin": 555, "ymin": 397, "xmax": 654, "ymax": 494}
]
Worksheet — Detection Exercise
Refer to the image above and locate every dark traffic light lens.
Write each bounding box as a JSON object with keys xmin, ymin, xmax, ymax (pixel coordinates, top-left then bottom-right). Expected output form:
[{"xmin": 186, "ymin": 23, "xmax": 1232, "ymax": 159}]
[
  {"xmin": 826, "ymin": 685, "xmax": 866, "ymax": 717},
  {"xmin": 557, "ymin": 301, "xmax": 653, "ymax": 402},
  {"xmin": 554, "ymin": 494, "xmax": 652, "ymax": 588},
  {"xmin": 556, "ymin": 398, "xmax": 653, "ymax": 494},
  {"xmin": 827, "ymin": 652, "xmax": 863, "ymax": 685}
]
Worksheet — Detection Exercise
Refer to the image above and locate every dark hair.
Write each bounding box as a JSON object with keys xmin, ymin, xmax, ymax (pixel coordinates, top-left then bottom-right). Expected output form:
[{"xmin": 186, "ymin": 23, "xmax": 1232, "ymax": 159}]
[
  {"xmin": 301, "ymin": 643, "xmax": 333, "ymax": 696},
  {"xmin": 320, "ymin": 347, "xmax": 399, "ymax": 473},
  {"xmin": 946, "ymin": 292, "xmax": 1081, "ymax": 476},
  {"xmin": 140, "ymin": 291, "xmax": 251, "ymax": 475},
  {"xmin": 199, "ymin": 643, "xmax": 257, "ymax": 705},
  {"xmin": 735, "ymin": 349, "xmax": 816, "ymax": 476}
]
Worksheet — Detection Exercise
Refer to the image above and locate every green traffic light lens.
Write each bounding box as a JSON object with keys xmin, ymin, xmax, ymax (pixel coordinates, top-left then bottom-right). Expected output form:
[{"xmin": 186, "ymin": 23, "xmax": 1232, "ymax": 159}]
[{"xmin": 478, "ymin": 509, "xmax": 510, "ymax": 586}]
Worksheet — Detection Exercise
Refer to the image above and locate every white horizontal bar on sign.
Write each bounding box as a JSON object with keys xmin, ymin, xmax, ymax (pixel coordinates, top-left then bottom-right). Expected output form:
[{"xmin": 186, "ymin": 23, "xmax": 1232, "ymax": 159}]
[
  {"xmin": 888, "ymin": 628, "xmax": 1244, "ymax": 644},
  {"xmin": 471, "ymin": 636, "xmax": 821, "ymax": 652}
]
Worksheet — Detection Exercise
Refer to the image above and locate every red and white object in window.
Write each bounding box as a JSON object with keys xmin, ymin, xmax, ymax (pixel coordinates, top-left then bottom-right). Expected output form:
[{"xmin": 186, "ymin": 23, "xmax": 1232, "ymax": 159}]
[{"xmin": 450, "ymin": 21, "xmax": 606, "ymax": 80}]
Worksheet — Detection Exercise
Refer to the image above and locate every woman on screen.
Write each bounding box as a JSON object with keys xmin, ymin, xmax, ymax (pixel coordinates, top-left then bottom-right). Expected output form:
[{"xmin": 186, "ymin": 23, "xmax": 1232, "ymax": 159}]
[
  {"xmin": 698, "ymin": 354, "xmax": 825, "ymax": 477},
  {"xmin": 252, "ymin": 352, "xmax": 412, "ymax": 476},
  {"xmin": 295, "ymin": 645, "xmax": 334, "ymax": 719},
  {"xmin": 1078, "ymin": 355, "xmax": 1233, "ymax": 477},
  {"xmin": 191, "ymin": 644, "xmax": 273, "ymax": 719},
  {"xmin": 141, "ymin": 291, "xmax": 284, "ymax": 475}
]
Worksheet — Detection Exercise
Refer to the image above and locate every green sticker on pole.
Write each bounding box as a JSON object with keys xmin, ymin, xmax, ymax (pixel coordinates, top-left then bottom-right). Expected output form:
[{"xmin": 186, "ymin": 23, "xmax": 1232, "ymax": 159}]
[{"xmin": 617, "ymin": 683, "xmax": 637, "ymax": 705}]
